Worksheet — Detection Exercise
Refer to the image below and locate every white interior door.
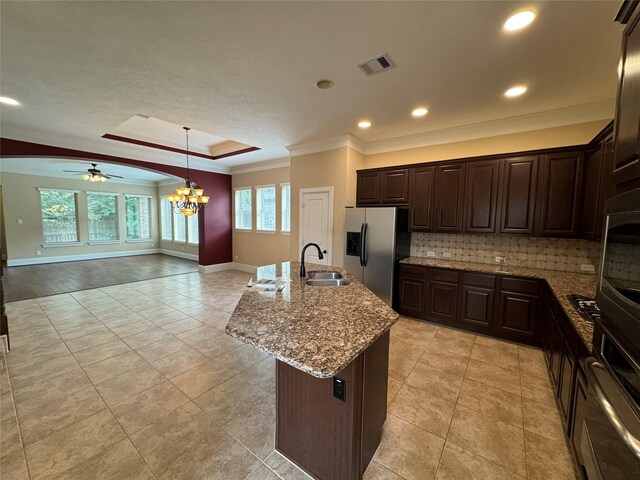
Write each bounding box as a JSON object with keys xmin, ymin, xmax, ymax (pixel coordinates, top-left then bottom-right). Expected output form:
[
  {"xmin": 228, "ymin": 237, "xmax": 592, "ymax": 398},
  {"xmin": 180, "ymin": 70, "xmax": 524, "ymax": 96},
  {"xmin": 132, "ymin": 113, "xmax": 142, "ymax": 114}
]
[{"xmin": 299, "ymin": 187, "xmax": 333, "ymax": 266}]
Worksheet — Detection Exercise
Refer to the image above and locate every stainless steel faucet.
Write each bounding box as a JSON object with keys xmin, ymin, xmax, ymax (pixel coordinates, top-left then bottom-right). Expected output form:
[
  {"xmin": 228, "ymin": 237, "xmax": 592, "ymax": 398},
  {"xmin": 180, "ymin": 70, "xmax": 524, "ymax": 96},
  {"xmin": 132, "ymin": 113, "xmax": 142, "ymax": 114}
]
[{"xmin": 300, "ymin": 243, "xmax": 324, "ymax": 277}]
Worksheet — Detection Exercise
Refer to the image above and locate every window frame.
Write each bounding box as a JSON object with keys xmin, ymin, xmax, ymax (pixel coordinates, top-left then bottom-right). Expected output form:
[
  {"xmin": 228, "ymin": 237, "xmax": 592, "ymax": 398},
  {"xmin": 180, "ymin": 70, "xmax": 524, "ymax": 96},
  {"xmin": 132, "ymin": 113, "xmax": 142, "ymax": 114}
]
[
  {"xmin": 124, "ymin": 194, "xmax": 153, "ymax": 242},
  {"xmin": 281, "ymin": 183, "xmax": 291, "ymax": 235},
  {"xmin": 234, "ymin": 187, "xmax": 253, "ymax": 232},
  {"xmin": 160, "ymin": 196, "xmax": 174, "ymax": 242},
  {"xmin": 39, "ymin": 188, "xmax": 81, "ymax": 246},
  {"xmin": 86, "ymin": 191, "xmax": 121, "ymax": 245},
  {"xmin": 187, "ymin": 213, "xmax": 199, "ymax": 246},
  {"xmin": 255, "ymin": 184, "xmax": 276, "ymax": 234}
]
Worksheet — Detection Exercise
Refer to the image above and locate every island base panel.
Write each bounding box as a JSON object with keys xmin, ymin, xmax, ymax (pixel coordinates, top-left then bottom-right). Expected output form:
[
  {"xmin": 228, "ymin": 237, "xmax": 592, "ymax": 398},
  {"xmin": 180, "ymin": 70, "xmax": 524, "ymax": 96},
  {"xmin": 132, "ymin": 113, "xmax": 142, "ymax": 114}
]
[{"xmin": 275, "ymin": 330, "xmax": 390, "ymax": 480}]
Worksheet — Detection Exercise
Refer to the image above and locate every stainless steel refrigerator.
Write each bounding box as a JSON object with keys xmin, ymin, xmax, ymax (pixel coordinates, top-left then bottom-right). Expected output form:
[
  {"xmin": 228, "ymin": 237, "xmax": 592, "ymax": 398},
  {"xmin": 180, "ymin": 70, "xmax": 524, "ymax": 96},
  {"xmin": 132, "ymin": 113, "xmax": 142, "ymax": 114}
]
[{"xmin": 343, "ymin": 207, "xmax": 410, "ymax": 307}]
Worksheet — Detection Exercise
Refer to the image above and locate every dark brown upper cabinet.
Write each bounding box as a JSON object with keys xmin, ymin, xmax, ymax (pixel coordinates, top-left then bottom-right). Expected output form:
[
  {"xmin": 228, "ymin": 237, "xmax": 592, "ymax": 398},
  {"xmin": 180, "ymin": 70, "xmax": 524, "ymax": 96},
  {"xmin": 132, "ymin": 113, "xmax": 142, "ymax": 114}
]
[
  {"xmin": 498, "ymin": 156, "xmax": 539, "ymax": 235},
  {"xmin": 582, "ymin": 130, "xmax": 614, "ymax": 239},
  {"xmin": 464, "ymin": 159, "xmax": 501, "ymax": 233},
  {"xmin": 536, "ymin": 152, "xmax": 584, "ymax": 237},
  {"xmin": 408, "ymin": 166, "xmax": 435, "ymax": 231},
  {"xmin": 612, "ymin": 10, "xmax": 640, "ymax": 187},
  {"xmin": 434, "ymin": 164, "xmax": 465, "ymax": 233},
  {"xmin": 356, "ymin": 171, "xmax": 381, "ymax": 205},
  {"xmin": 380, "ymin": 169, "xmax": 409, "ymax": 205}
]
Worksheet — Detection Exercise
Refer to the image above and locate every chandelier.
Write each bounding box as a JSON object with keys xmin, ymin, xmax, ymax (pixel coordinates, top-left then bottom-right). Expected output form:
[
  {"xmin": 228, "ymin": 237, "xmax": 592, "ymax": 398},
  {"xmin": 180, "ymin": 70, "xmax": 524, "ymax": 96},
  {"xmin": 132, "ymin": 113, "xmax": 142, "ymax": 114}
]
[{"xmin": 165, "ymin": 126, "xmax": 210, "ymax": 216}]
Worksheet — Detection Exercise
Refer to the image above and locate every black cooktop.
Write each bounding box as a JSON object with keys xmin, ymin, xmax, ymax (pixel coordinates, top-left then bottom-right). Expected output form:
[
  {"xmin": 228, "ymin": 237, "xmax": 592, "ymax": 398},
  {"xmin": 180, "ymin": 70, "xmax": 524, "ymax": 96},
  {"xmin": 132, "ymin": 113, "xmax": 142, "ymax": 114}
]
[{"xmin": 568, "ymin": 294, "xmax": 601, "ymax": 324}]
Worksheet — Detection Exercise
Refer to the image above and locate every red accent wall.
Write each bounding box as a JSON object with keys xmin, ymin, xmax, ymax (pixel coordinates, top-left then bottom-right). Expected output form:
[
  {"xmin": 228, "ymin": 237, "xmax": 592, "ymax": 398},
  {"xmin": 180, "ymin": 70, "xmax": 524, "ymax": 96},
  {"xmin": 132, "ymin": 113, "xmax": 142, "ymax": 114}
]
[{"xmin": 0, "ymin": 138, "xmax": 232, "ymax": 266}]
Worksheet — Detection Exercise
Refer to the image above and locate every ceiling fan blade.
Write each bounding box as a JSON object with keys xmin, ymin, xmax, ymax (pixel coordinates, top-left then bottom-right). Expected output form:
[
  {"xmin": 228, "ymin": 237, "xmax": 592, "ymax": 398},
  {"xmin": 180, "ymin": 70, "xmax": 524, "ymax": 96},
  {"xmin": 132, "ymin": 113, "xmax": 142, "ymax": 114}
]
[
  {"xmin": 104, "ymin": 174, "xmax": 124, "ymax": 179},
  {"xmin": 63, "ymin": 170, "xmax": 89, "ymax": 173}
]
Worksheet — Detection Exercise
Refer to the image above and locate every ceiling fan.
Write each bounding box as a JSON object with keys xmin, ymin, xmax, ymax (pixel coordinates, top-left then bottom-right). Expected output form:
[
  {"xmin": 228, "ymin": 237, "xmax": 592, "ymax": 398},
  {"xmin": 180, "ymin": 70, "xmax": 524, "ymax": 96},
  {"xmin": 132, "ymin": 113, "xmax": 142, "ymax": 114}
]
[{"xmin": 63, "ymin": 163, "xmax": 123, "ymax": 183}]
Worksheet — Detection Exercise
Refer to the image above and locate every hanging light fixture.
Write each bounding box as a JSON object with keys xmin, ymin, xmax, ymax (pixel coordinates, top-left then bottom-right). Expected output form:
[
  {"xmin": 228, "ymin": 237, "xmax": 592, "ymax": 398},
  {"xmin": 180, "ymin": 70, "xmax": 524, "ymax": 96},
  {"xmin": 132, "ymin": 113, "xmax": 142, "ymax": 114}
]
[{"xmin": 166, "ymin": 127, "xmax": 210, "ymax": 216}]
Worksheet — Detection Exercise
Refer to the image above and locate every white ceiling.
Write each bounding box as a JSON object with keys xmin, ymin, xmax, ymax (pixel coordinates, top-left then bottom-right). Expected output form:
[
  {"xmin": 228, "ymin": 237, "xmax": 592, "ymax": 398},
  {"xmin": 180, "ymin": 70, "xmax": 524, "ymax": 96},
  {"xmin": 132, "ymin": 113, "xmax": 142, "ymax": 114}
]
[
  {"xmin": 0, "ymin": 1, "xmax": 623, "ymax": 172},
  {"xmin": 0, "ymin": 158, "xmax": 175, "ymax": 185}
]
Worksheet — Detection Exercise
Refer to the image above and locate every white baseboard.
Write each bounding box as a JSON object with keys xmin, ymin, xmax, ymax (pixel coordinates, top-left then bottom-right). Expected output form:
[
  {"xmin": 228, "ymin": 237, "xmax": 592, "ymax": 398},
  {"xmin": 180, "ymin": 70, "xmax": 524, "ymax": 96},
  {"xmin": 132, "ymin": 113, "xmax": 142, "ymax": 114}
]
[
  {"xmin": 197, "ymin": 262, "xmax": 257, "ymax": 274},
  {"xmin": 6, "ymin": 249, "xmax": 161, "ymax": 266},
  {"xmin": 159, "ymin": 249, "xmax": 199, "ymax": 262},
  {"xmin": 232, "ymin": 262, "xmax": 257, "ymax": 273},
  {"xmin": 198, "ymin": 262, "xmax": 234, "ymax": 273}
]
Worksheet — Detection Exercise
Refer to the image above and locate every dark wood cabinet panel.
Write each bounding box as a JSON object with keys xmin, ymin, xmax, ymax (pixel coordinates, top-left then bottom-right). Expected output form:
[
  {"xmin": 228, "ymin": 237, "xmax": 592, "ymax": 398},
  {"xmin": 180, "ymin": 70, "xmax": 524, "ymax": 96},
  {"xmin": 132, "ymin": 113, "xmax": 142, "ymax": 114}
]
[
  {"xmin": 582, "ymin": 145, "xmax": 605, "ymax": 238},
  {"xmin": 550, "ymin": 318, "xmax": 564, "ymax": 387},
  {"xmin": 537, "ymin": 152, "xmax": 584, "ymax": 237},
  {"xmin": 434, "ymin": 164, "xmax": 465, "ymax": 233},
  {"xmin": 464, "ymin": 159, "xmax": 501, "ymax": 233},
  {"xmin": 570, "ymin": 368, "xmax": 588, "ymax": 451},
  {"xmin": 499, "ymin": 157, "xmax": 539, "ymax": 235},
  {"xmin": 356, "ymin": 171, "xmax": 381, "ymax": 205},
  {"xmin": 408, "ymin": 167, "xmax": 435, "ymax": 231},
  {"xmin": 496, "ymin": 291, "xmax": 538, "ymax": 342},
  {"xmin": 380, "ymin": 169, "xmax": 409, "ymax": 205},
  {"xmin": 398, "ymin": 277, "xmax": 426, "ymax": 317},
  {"xmin": 613, "ymin": 10, "xmax": 640, "ymax": 186},
  {"xmin": 426, "ymin": 280, "xmax": 458, "ymax": 323},
  {"xmin": 459, "ymin": 286, "xmax": 494, "ymax": 330},
  {"xmin": 558, "ymin": 340, "xmax": 577, "ymax": 421}
]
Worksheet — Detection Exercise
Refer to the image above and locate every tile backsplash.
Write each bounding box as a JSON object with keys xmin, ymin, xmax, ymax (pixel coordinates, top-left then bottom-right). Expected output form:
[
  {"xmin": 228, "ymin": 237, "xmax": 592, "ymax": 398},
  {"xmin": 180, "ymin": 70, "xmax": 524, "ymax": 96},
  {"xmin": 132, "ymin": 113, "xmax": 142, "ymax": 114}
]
[{"xmin": 411, "ymin": 233, "xmax": 602, "ymax": 274}]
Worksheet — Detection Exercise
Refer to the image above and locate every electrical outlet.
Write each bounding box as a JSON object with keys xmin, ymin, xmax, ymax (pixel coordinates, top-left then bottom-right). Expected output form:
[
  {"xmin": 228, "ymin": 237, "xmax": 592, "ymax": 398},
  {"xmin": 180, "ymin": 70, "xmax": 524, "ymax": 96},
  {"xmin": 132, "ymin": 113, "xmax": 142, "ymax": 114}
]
[
  {"xmin": 495, "ymin": 256, "xmax": 506, "ymax": 264},
  {"xmin": 36, "ymin": 250, "xmax": 41, "ymax": 256},
  {"xmin": 426, "ymin": 251, "xmax": 436, "ymax": 258},
  {"xmin": 580, "ymin": 264, "xmax": 596, "ymax": 273},
  {"xmin": 442, "ymin": 252, "xmax": 452, "ymax": 258},
  {"xmin": 235, "ymin": 255, "xmax": 238, "ymax": 261},
  {"xmin": 17, "ymin": 218, "xmax": 22, "ymax": 224}
]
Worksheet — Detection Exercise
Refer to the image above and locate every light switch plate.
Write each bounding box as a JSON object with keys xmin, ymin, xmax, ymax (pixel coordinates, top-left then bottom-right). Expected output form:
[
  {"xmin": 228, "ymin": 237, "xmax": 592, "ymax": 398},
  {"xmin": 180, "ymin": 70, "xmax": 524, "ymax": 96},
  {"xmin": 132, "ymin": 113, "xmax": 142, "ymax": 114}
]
[
  {"xmin": 442, "ymin": 252, "xmax": 452, "ymax": 258},
  {"xmin": 580, "ymin": 264, "xmax": 596, "ymax": 273},
  {"xmin": 426, "ymin": 251, "xmax": 436, "ymax": 258}
]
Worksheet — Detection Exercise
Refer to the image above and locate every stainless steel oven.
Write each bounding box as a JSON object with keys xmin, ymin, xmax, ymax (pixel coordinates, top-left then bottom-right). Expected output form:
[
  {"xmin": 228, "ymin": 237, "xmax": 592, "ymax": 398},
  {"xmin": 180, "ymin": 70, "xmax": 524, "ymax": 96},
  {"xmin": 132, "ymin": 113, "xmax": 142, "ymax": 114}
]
[
  {"xmin": 597, "ymin": 188, "xmax": 640, "ymax": 362},
  {"xmin": 580, "ymin": 325, "xmax": 640, "ymax": 479}
]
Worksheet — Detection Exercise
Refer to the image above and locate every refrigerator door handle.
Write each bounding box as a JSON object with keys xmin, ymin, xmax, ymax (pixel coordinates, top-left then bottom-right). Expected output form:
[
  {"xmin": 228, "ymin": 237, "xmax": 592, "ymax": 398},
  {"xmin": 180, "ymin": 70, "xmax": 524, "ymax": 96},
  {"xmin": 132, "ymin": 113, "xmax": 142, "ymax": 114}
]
[
  {"xmin": 359, "ymin": 223, "xmax": 365, "ymax": 266},
  {"xmin": 362, "ymin": 223, "xmax": 368, "ymax": 267}
]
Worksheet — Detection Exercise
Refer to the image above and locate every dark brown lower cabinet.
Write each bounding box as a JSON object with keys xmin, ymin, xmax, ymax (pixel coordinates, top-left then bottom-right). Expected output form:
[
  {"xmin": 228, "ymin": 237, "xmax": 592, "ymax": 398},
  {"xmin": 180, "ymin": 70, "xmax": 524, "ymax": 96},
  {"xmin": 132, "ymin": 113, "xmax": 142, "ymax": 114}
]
[
  {"xmin": 276, "ymin": 331, "xmax": 389, "ymax": 480},
  {"xmin": 398, "ymin": 277, "xmax": 425, "ymax": 317},
  {"xmin": 570, "ymin": 368, "xmax": 589, "ymax": 451},
  {"xmin": 425, "ymin": 269, "xmax": 459, "ymax": 323},
  {"xmin": 459, "ymin": 286, "xmax": 494, "ymax": 330},
  {"xmin": 558, "ymin": 340, "xmax": 577, "ymax": 420}
]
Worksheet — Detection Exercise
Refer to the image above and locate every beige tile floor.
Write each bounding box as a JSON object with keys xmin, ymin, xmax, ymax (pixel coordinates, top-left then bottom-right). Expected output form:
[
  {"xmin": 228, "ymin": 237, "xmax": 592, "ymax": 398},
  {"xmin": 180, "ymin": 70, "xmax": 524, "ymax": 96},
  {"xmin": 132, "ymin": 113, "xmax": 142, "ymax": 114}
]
[{"xmin": 0, "ymin": 269, "xmax": 578, "ymax": 480}]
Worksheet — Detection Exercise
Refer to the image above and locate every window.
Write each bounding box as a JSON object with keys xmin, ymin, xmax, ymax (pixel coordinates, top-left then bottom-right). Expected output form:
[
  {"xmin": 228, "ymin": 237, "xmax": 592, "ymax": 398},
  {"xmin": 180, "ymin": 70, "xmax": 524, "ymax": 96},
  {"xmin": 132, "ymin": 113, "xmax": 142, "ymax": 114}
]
[
  {"xmin": 187, "ymin": 214, "xmax": 199, "ymax": 245},
  {"xmin": 234, "ymin": 188, "xmax": 252, "ymax": 230},
  {"xmin": 256, "ymin": 185, "xmax": 276, "ymax": 232},
  {"xmin": 281, "ymin": 183, "xmax": 290, "ymax": 233},
  {"xmin": 160, "ymin": 197, "xmax": 173, "ymax": 241},
  {"xmin": 173, "ymin": 209, "xmax": 186, "ymax": 243},
  {"xmin": 125, "ymin": 195, "xmax": 151, "ymax": 240},
  {"xmin": 87, "ymin": 192, "xmax": 119, "ymax": 242},
  {"xmin": 40, "ymin": 189, "xmax": 79, "ymax": 244}
]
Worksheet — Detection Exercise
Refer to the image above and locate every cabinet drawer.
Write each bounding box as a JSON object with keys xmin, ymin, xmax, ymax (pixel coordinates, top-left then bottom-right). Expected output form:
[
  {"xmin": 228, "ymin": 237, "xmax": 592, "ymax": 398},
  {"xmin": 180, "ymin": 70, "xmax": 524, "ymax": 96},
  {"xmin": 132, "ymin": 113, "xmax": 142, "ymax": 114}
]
[
  {"xmin": 461, "ymin": 272, "xmax": 496, "ymax": 289},
  {"xmin": 500, "ymin": 277, "xmax": 539, "ymax": 295},
  {"xmin": 428, "ymin": 268, "xmax": 459, "ymax": 283},
  {"xmin": 399, "ymin": 264, "xmax": 427, "ymax": 279}
]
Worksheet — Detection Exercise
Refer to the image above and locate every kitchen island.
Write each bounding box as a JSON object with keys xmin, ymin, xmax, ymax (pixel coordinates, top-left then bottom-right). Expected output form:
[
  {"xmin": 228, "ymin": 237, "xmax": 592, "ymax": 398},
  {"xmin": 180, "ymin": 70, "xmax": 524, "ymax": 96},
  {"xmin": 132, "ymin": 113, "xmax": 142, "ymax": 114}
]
[{"xmin": 226, "ymin": 261, "xmax": 398, "ymax": 480}]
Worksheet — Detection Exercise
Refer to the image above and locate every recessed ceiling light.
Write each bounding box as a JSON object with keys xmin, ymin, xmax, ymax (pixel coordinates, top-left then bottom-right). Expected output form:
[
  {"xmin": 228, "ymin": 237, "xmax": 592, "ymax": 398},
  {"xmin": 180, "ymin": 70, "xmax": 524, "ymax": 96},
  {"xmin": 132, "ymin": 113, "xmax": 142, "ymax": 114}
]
[
  {"xmin": 316, "ymin": 79, "xmax": 334, "ymax": 89},
  {"xmin": 412, "ymin": 107, "xmax": 429, "ymax": 118},
  {"xmin": 504, "ymin": 85, "xmax": 527, "ymax": 98},
  {"xmin": 0, "ymin": 96, "xmax": 20, "ymax": 106},
  {"xmin": 503, "ymin": 11, "xmax": 536, "ymax": 31},
  {"xmin": 358, "ymin": 120, "xmax": 372, "ymax": 129}
]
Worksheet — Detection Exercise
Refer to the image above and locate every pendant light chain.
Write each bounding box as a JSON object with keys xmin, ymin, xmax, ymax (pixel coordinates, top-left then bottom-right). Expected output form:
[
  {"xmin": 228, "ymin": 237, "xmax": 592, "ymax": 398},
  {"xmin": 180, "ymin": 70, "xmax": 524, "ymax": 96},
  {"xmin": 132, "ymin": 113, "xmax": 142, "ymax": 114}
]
[{"xmin": 165, "ymin": 126, "xmax": 210, "ymax": 216}]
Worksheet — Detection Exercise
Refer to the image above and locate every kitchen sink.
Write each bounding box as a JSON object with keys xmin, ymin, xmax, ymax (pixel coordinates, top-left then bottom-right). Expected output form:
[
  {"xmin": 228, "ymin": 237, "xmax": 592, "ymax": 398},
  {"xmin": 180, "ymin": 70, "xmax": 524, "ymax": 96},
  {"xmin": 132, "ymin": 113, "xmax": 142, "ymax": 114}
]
[
  {"xmin": 306, "ymin": 278, "xmax": 350, "ymax": 287},
  {"xmin": 307, "ymin": 271, "xmax": 344, "ymax": 279}
]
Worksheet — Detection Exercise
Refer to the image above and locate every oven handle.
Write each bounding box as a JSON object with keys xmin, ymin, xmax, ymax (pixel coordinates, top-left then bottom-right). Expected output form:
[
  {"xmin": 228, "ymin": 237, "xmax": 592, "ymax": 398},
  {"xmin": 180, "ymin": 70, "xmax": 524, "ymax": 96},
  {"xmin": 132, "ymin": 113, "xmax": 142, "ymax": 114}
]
[{"xmin": 585, "ymin": 357, "xmax": 640, "ymax": 460}]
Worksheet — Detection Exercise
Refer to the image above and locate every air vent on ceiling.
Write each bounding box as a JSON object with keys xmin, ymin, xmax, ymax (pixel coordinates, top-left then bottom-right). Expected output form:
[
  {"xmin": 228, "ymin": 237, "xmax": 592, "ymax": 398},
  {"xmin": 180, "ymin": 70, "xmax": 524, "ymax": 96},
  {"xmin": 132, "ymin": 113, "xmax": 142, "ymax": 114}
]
[
  {"xmin": 135, "ymin": 113, "xmax": 150, "ymax": 119},
  {"xmin": 357, "ymin": 54, "xmax": 395, "ymax": 77}
]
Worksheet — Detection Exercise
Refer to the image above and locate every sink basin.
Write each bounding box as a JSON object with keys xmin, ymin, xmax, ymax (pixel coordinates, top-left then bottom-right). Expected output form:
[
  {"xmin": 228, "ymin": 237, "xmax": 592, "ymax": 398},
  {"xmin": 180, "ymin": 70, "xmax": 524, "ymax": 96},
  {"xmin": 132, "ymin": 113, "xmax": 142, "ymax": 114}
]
[
  {"xmin": 306, "ymin": 278, "xmax": 350, "ymax": 287},
  {"xmin": 307, "ymin": 271, "xmax": 343, "ymax": 279}
]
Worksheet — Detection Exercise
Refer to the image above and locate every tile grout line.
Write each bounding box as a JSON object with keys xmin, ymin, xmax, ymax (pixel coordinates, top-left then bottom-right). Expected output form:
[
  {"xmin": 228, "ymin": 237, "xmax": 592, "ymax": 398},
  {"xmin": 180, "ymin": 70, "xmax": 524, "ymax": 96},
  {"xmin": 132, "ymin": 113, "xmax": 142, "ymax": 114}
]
[{"xmin": 2, "ymin": 344, "xmax": 34, "ymax": 480}]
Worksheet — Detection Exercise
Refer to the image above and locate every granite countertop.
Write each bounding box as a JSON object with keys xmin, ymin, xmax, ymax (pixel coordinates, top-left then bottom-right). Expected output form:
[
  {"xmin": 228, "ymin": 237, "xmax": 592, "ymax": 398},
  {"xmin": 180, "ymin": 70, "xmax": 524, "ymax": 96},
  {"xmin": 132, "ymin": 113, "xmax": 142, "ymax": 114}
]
[
  {"xmin": 400, "ymin": 257, "xmax": 597, "ymax": 349},
  {"xmin": 225, "ymin": 261, "xmax": 398, "ymax": 378}
]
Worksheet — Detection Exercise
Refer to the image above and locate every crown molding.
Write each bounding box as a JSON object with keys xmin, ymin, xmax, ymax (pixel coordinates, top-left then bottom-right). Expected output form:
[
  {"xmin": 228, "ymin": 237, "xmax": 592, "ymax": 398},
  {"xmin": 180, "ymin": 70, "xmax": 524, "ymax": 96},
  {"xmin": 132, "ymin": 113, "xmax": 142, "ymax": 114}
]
[
  {"xmin": 287, "ymin": 133, "xmax": 365, "ymax": 157},
  {"xmin": 229, "ymin": 157, "xmax": 290, "ymax": 175},
  {"xmin": 364, "ymin": 100, "xmax": 614, "ymax": 155}
]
